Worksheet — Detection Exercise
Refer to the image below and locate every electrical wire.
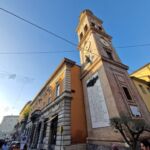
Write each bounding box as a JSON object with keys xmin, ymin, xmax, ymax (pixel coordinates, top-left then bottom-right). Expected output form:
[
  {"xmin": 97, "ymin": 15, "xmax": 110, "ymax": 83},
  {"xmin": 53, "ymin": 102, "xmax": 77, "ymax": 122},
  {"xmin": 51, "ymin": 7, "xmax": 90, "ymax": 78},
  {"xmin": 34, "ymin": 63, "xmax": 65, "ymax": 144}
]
[
  {"xmin": 1, "ymin": 7, "xmax": 150, "ymax": 54},
  {"xmin": 0, "ymin": 50, "xmax": 75, "ymax": 55},
  {"xmin": 116, "ymin": 43, "xmax": 150, "ymax": 48},
  {"xmin": 0, "ymin": 7, "xmax": 77, "ymax": 47}
]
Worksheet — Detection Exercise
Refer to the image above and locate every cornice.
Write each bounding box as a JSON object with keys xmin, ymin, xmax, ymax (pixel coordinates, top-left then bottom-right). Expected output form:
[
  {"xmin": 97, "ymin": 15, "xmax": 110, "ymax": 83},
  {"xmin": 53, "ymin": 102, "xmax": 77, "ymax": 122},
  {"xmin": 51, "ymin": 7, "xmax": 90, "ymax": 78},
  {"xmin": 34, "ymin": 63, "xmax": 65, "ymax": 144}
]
[
  {"xmin": 31, "ymin": 58, "xmax": 76, "ymax": 105},
  {"xmin": 80, "ymin": 57, "xmax": 102, "ymax": 79},
  {"xmin": 101, "ymin": 56, "xmax": 129, "ymax": 70},
  {"xmin": 80, "ymin": 57, "xmax": 128, "ymax": 80},
  {"xmin": 130, "ymin": 76, "xmax": 150, "ymax": 86},
  {"xmin": 41, "ymin": 91, "xmax": 72, "ymax": 114},
  {"xmin": 130, "ymin": 63, "xmax": 150, "ymax": 76}
]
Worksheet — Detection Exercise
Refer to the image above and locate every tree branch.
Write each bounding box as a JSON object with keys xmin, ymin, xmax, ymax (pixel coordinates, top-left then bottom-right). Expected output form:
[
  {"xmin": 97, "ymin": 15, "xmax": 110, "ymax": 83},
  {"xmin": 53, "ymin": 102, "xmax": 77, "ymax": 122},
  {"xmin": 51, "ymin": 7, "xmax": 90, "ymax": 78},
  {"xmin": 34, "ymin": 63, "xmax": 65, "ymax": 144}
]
[
  {"xmin": 124, "ymin": 122, "xmax": 135, "ymax": 139},
  {"xmin": 115, "ymin": 123, "xmax": 131, "ymax": 146},
  {"xmin": 135, "ymin": 127, "xmax": 144, "ymax": 141}
]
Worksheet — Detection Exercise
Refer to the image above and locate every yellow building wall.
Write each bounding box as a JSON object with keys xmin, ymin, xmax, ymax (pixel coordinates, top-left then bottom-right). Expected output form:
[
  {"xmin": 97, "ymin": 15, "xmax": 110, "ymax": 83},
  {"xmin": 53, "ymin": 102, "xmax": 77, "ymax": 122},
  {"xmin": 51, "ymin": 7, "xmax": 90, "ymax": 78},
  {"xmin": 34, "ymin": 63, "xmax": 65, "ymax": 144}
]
[
  {"xmin": 132, "ymin": 79, "xmax": 150, "ymax": 112},
  {"xmin": 70, "ymin": 65, "xmax": 87, "ymax": 144},
  {"xmin": 31, "ymin": 70, "xmax": 65, "ymax": 113},
  {"xmin": 130, "ymin": 63, "xmax": 150, "ymax": 112},
  {"xmin": 130, "ymin": 64, "xmax": 150, "ymax": 82},
  {"xmin": 19, "ymin": 103, "xmax": 31, "ymax": 122}
]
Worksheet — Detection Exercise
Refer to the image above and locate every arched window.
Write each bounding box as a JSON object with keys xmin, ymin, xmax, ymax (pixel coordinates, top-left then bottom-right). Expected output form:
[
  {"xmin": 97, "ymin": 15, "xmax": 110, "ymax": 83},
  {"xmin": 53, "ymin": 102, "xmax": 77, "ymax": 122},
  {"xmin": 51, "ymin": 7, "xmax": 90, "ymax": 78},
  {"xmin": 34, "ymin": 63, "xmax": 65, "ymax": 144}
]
[
  {"xmin": 84, "ymin": 24, "xmax": 88, "ymax": 32},
  {"xmin": 80, "ymin": 32, "xmax": 83, "ymax": 40}
]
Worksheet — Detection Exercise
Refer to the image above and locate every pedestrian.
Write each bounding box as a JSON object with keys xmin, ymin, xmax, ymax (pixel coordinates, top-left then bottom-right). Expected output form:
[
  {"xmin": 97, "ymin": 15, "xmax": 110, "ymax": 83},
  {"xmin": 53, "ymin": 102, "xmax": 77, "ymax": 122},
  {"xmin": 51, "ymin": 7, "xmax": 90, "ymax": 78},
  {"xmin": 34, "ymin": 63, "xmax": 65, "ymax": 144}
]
[
  {"xmin": 112, "ymin": 144, "xmax": 119, "ymax": 150},
  {"xmin": 2, "ymin": 142, "xmax": 8, "ymax": 150},
  {"xmin": 23, "ymin": 144, "xmax": 27, "ymax": 150},
  {"xmin": 20, "ymin": 135, "xmax": 27, "ymax": 150},
  {"xmin": 140, "ymin": 140, "xmax": 150, "ymax": 150}
]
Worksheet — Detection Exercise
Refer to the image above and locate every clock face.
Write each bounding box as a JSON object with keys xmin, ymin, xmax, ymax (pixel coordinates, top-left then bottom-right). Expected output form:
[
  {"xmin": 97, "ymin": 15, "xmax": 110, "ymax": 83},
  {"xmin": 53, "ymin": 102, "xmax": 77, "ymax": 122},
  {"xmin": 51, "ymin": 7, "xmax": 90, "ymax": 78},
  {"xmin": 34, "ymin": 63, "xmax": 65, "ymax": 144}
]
[
  {"xmin": 84, "ymin": 41, "xmax": 91, "ymax": 51},
  {"xmin": 100, "ymin": 38, "xmax": 110, "ymax": 47}
]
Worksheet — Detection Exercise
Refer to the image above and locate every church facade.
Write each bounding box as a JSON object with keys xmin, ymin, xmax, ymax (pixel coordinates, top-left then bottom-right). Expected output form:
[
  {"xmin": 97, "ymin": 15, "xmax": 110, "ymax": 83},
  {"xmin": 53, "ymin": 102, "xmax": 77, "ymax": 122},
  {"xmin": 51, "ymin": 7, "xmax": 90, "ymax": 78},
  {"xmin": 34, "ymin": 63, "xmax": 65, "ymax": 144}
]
[{"xmin": 19, "ymin": 10, "xmax": 150, "ymax": 150}]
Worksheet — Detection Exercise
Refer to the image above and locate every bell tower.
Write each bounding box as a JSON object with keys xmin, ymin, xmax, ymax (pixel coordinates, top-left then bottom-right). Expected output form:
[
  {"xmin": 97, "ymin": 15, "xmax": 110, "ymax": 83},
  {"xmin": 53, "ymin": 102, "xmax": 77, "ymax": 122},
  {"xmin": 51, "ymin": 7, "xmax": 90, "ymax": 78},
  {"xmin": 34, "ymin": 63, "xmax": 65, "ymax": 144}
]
[
  {"xmin": 76, "ymin": 10, "xmax": 150, "ymax": 147},
  {"xmin": 76, "ymin": 10, "xmax": 121, "ymax": 71}
]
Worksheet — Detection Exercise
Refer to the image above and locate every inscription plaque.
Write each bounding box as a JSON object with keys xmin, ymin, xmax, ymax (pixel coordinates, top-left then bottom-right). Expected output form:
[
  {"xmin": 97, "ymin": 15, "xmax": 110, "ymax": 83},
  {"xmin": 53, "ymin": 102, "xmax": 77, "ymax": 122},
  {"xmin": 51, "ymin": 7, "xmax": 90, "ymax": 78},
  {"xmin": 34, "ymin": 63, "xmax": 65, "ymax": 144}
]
[{"xmin": 86, "ymin": 72, "xmax": 110, "ymax": 128}]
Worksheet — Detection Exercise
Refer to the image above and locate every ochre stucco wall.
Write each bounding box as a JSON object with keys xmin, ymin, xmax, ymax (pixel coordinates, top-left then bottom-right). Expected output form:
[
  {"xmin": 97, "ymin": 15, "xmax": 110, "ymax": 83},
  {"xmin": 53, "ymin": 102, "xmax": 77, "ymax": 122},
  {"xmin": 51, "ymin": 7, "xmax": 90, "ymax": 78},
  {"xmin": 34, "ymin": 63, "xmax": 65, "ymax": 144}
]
[
  {"xmin": 31, "ymin": 69, "xmax": 65, "ymax": 113},
  {"xmin": 70, "ymin": 65, "xmax": 87, "ymax": 144}
]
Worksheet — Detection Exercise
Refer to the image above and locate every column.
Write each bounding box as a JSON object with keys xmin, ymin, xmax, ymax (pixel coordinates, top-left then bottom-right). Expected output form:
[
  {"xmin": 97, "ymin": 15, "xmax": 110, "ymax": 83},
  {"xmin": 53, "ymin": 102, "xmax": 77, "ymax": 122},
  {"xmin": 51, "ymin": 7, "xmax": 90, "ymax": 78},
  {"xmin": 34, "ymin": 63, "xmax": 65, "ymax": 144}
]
[
  {"xmin": 34, "ymin": 123, "xmax": 41, "ymax": 149},
  {"xmin": 42, "ymin": 120, "xmax": 51, "ymax": 150},
  {"xmin": 37, "ymin": 121, "xmax": 44, "ymax": 149},
  {"xmin": 30, "ymin": 123, "xmax": 39, "ymax": 148},
  {"xmin": 64, "ymin": 66, "xmax": 71, "ymax": 92},
  {"xmin": 26, "ymin": 127, "xmax": 30, "ymax": 147},
  {"xmin": 28, "ymin": 124, "xmax": 35, "ymax": 148}
]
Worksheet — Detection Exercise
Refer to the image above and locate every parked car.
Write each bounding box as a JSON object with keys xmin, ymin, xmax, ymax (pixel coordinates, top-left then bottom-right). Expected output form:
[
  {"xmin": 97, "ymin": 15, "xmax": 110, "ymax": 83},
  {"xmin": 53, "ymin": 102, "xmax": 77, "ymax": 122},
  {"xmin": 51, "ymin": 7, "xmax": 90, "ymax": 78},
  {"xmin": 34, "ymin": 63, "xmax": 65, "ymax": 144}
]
[{"xmin": 9, "ymin": 141, "xmax": 20, "ymax": 150}]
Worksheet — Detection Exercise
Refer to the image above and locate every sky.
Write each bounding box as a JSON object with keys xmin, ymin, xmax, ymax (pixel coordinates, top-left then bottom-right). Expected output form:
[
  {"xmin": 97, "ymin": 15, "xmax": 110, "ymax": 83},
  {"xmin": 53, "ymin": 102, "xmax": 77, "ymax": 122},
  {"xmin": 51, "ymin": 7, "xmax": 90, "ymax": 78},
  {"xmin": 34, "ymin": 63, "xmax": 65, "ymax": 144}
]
[{"xmin": 0, "ymin": 0, "xmax": 150, "ymax": 123}]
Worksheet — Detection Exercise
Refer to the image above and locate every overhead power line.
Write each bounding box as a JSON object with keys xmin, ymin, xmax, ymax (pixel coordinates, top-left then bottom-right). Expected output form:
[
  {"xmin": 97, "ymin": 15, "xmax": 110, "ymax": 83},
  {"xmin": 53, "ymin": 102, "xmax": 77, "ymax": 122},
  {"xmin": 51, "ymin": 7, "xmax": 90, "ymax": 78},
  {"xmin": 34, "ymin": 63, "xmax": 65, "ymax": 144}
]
[
  {"xmin": 116, "ymin": 43, "xmax": 150, "ymax": 48},
  {"xmin": 0, "ymin": 50, "xmax": 75, "ymax": 55},
  {"xmin": 0, "ymin": 7, "xmax": 150, "ymax": 56},
  {"xmin": 0, "ymin": 42, "xmax": 150, "ymax": 55},
  {"xmin": 0, "ymin": 7, "xmax": 77, "ymax": 47}
]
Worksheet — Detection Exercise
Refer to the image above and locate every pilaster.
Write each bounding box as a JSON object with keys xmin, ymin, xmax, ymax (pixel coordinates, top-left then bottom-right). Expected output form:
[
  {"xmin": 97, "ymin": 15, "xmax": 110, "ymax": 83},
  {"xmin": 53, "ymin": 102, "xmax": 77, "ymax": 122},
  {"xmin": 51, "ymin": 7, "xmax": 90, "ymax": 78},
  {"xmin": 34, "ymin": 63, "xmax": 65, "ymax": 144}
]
[
  {"xmin": 56, "ymin": 99, "xmax": 71, "ymax": 147},
  {"xmin": 64, "ymin": 66, "xmax": 71, "ymax": 92},
  {"xmin": 37, "ymin": 121, "xmax": 44, "ymax": 149},
  {"xmin": 28, "ymin": 124, "xmax": 35, "ymax": 148},
  {"xmin": 30, "ymin": 123, "xmax": 39, "ymax": 149},
  {"xmin": 43, "ymin": 120, "xmax": 51, "ymax": 150}
]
